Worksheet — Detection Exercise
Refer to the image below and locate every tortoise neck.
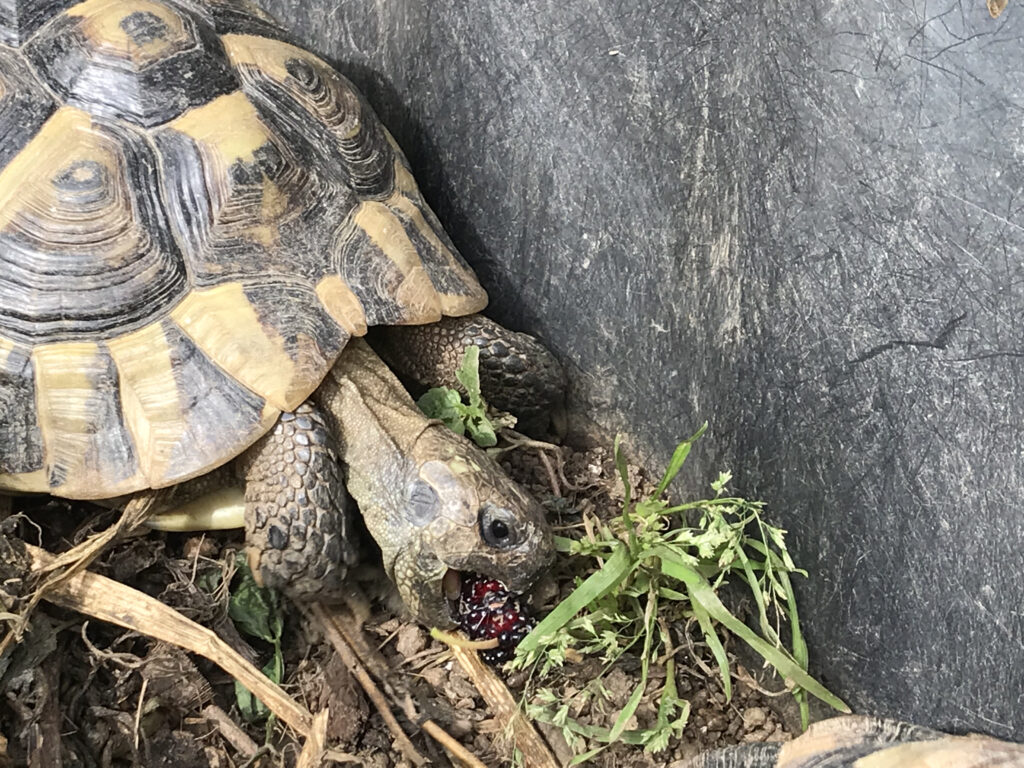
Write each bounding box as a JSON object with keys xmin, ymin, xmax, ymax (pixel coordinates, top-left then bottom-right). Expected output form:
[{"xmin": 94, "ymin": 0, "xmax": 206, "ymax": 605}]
[{"xmin": 312, "ymin": 338, "xmax": 430, "ymax": 559}]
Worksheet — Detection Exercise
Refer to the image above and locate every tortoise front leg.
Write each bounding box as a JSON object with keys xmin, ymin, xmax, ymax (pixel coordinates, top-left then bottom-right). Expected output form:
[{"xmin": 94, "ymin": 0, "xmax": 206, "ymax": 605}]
[
  {"xmin": 371, "ymin": 314, "xmax": 566, "ymax": 437},
  {"xmin": 239, "ymin": 401, "xmax": 357, "ymax": 599}
]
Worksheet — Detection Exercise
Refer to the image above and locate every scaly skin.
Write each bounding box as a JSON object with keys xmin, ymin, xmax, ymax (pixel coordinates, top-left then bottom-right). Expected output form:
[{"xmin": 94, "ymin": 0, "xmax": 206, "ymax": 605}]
[
  {"xmin": 374, "ymin": 314, "xmax": 567, "ymax": 438},
  {"xmin": 312, "ymin": 338, "xmax": 553, "ymax": 626},
  {"xmin": 240, "ymin": 402, "xmax": 357, "ymax": 598}
]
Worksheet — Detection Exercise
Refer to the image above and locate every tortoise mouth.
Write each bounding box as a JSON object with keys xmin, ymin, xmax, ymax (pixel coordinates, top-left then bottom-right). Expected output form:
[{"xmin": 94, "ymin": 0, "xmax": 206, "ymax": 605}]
[
  {"xmin": 443, "ymin": 568, "xmax": 462, "ymax": 622},
  {"xmin": 444, "ymin": 569, "xmax": 536, "ymax": 665}
]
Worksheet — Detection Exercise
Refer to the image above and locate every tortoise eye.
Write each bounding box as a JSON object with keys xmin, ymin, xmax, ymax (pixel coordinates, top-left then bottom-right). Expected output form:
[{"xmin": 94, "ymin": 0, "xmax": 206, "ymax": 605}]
[{"xmin": 479, "ymin": 505, "xmax": 520, "ymax": 549}]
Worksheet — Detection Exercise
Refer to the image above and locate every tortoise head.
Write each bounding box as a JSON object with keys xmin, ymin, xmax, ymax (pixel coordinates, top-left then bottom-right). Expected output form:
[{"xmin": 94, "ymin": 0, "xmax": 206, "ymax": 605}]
[
  {"xmin": 319, "ymin": 340, "xmax": 554, "ymax": 628},
  {"xmin": 385, "ymin": 427, "xmax": 553, "ymax": 627}
]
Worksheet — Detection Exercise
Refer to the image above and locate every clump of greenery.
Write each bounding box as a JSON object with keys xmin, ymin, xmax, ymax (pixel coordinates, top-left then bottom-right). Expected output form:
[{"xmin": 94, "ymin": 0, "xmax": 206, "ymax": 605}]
[
  {"xmin": 512, "ymin": 425, "xmax": 848, "ymax": 762},
  {"xmin": 227, "ymin": 555, "xmax": 285, "ymax": 725},
  {"xmin": 417, "ymin": 346, "xmax": 509, "ymax": 446}
]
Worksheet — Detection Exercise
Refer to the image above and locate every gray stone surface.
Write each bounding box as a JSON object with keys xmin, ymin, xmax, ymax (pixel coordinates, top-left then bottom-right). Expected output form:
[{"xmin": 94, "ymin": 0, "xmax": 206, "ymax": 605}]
[{"xmin": 262, "ymin": 0, "xmax": 1024, "ymax": 738}]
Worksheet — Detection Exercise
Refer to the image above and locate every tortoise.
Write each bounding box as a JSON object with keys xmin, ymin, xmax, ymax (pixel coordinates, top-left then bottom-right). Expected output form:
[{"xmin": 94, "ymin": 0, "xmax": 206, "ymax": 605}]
[
  {"xmin": 680, "ymin": 715, "xmax": 1024, "ymax": 767},
  {"xmin": 0, "ymin": 0, "xmax": 561, "ymax": 627}
]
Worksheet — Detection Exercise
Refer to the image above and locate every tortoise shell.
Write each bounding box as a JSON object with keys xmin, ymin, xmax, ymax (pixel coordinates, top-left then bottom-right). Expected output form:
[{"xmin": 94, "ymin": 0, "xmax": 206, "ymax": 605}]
[{"xmin": 0, "ymin": 0, "xmax": 488, "ymax": 499}]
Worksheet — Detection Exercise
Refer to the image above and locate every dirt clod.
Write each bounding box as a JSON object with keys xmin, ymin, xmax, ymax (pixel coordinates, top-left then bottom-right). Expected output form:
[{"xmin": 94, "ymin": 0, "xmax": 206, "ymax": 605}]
[{"xmin": 395, "ymin": 624, "xmax": 427, "ymax": 659}]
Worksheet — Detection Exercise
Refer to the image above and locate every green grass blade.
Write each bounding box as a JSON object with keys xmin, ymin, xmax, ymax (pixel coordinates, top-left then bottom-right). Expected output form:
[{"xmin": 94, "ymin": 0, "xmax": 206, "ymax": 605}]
[
  {"xmin": 736, "ymin": 546, "xmax": 779, "ymax": 645},
  {"xmin": 776, "ymin": 567, "xmax": 808, "ymax": 668},
  {"xmin": 569, "ymin": 747, "xmax": 608, "ymax": 765},
  {"xmin": 613, "ymin": 434, "xmax": 632, "ymax": 513},
  {"xmin": 687, "ymin": 581, "xmax": 733, "ymax": 701},
  {"xmin": 776, "ymin": 566, "xmax": 811, "ymax": 728},
  {"xmin": 608, "ymin": 682, "xmax": 645, "ymax": 743},
  {"xmin": 658, "ymin": 550, "xmax": 849, "ymax": 713},
  {"xmin": 609, "ymin": 581, "xmax": 657, "ymax": 742},
  {"xmin": 658, "ymin": 586, "xmax": 689, "ymax": 601},
  {"xmin": 612, "ymin": 434, "xmax": 638, "ymax": 552},
  {"xmin": 517, "ymin": 544, "xmax": 634, "ymax": 655},
  {"xmin": 654, "ymin": 422, "xmax": 708, "ymax": 498}
]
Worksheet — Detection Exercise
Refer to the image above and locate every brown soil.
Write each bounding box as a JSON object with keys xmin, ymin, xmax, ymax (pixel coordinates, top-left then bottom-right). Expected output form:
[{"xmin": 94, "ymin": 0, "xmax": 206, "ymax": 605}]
[{"xmin": 0, "ymin": 440, "xmax": 794, "ymax": 767}]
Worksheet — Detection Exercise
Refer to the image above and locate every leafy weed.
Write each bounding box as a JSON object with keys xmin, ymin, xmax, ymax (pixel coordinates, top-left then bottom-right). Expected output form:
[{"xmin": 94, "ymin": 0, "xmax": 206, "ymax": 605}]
[{"xmin": 512, "ymin": 424, "xmax": 848, "ymax": 761}]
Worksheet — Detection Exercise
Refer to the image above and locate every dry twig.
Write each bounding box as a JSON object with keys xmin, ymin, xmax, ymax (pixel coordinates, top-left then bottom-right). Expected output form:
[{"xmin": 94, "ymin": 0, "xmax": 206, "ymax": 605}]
[
  {"xmin": 309, "ymin": 603, "xmax": 426, "ymax": 766},
  {"xmin": 312, "ymin": 604, "xmax": 493, "ymax": 768},
  {"xmin": 295, "ymin": 709, "xmax": 329, "ymax": 768},
  {"xmin": 23, "ymin": 543, "xmax": 313, "ymax": 737},
  {"xmin": 420, "ymin": 720, "xmax": 489, "ymax": 768},
  {"xmin": 201, "ymin": 705, "xmax": 260, "ymax": 758},
  {"xmin": 449, "ymin": 644, "xmax": 560, "ymax": 768},
  {"xmin": 1, "ymin": 491, "xmax": 165, "ymax": 656},
  {"xmin": 494, "ymin": 431, "xmax": 575, "ymax": 496}
]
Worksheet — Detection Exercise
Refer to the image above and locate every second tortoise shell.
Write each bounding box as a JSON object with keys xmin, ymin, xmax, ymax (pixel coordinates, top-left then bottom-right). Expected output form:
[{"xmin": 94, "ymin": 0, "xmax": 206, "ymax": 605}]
[{"xmin": 0, "ymin": 0, "xmax": 488, "ymax": 499}]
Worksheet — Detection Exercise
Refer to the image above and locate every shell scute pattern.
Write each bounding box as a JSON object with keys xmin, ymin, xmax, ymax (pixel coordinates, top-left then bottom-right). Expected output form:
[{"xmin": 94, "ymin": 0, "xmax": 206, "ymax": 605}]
[
  {"xmin": 108, "ymin": 319, "xmax": 279, "ymax": 487},
  {"xmin": 0, "ymin": 0, "xmax": 78, "ymax": 45},
  {"xmin": 0, "ymin": 106, "xmax": 188, "ymax": 341},
  {"xmin": 31, "ymin": 340, "xmax": 142, "ymax": 495},
  {"xmin": 0, "ymin": 0, "xmax": 487, "ymax": 498},
  {"xmin": 22, "ymin": 0, "xmax": 239, "ymax": 127},
  {"xmin": 154, "ymin": 90, "xmax": 342, "ymax": 284},
  {"xmin": 0, "ymin": 46, "xmax": 56, "ymax": 169},
  {"xmin": 0, "ymin": 338, "xmax": 43, "ymax": 479},
  {"xmin": 224, "ymin": 35, "xmax": 487, "ymax": 316}
]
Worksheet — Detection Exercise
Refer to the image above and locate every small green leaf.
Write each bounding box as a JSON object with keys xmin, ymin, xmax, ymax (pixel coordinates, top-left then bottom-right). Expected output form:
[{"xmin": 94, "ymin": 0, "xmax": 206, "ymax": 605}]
[
  {"xmin": 229, "ymin": 555, "xmax": 282, "ymax": 645},
  {"xmin": 229, "ymin": 555, "xmax": 285, "ymax": 724},
  {"xmin": 454, "ymin": 345, "xmax": 483, "ymax": 402},
  {"xmin": 654, "ymin": 422, "xmax": 707, "ymax": 498},
  {"xmin": 234, "ymin": 679, "xmax": 256, "ymax": 720},
  {"xmin": 465, "ymin": 413, "xmax": 498, "ymax": 447},
  {"xmin": 416, "ymin": 347, "xmax": 502, "ymax": 448},
  {"xmin": 417, "ymin": 387, "xmax": 467, "ymax": 435}
]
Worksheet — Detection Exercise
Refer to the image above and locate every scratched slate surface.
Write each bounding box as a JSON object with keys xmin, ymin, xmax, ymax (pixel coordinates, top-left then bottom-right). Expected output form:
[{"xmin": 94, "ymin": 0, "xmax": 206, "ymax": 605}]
[{"xmin": 263, "ymin": 0, "xmax": 1024, "ymax": 738}]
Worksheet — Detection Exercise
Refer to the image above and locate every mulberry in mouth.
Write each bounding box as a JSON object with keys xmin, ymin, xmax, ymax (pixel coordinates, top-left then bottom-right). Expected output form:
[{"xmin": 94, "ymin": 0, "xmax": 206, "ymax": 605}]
[{"xmin": 456, "ymin": 574, "xmax": 535, "ymax": 665}]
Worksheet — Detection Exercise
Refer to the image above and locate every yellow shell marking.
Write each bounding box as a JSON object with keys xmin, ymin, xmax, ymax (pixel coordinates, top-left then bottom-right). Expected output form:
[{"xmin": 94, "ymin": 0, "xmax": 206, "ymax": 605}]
[
  {"xmin": 170, "ymin": 91, "xmax": 272, "ymax": 166},
  {"xmin": 0, "ymin": 469, "xmax": 49, "ymax": 493},
  {"xmin": 169, "ymin": 92, "xmax": 295, "ymax": 248},
  {"xmin": 32, "ymin": 341, "xmax": 144, "ymax": 497},
  {"xmin": 171, "ymin": 283, "xmax": 319, "ymax": 412},
  {"xmin": 221, "ymin": 34, "xmax": 362, "ymax": 132},
  {"xmin": 253, "ymin": 177, "xmax": 288, "ymax": 248},
  {"xmin": 315, "ymin": 275, "xmax": 368, "ymax": 337},
  {"xmin": 0, "ymin": 106, "xmax": 121, "ymax": 234},
  {"xmin": 386, "ymin": 165, "xmax": 487, "ymax": 315},
  {"xmin": 66, "ymin": 0, "xmax": 189, "ymax": 66},
  {"xmin": 351, "ymin": 201, "xmax": 443, "ymax": 323},
  {"xmin": 220, "ymin": 32, "xmax": 300, "ymax": 79},
  {"xmin": 106, "ymin": 322, "xmax": 182, "ymax": 485}
]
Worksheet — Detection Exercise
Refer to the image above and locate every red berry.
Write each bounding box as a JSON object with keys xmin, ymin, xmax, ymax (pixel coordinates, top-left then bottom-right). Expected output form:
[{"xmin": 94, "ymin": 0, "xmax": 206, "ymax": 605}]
[{"xmin": 456, "ymin": 573, "xmax": 535, "ymax": 665}]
